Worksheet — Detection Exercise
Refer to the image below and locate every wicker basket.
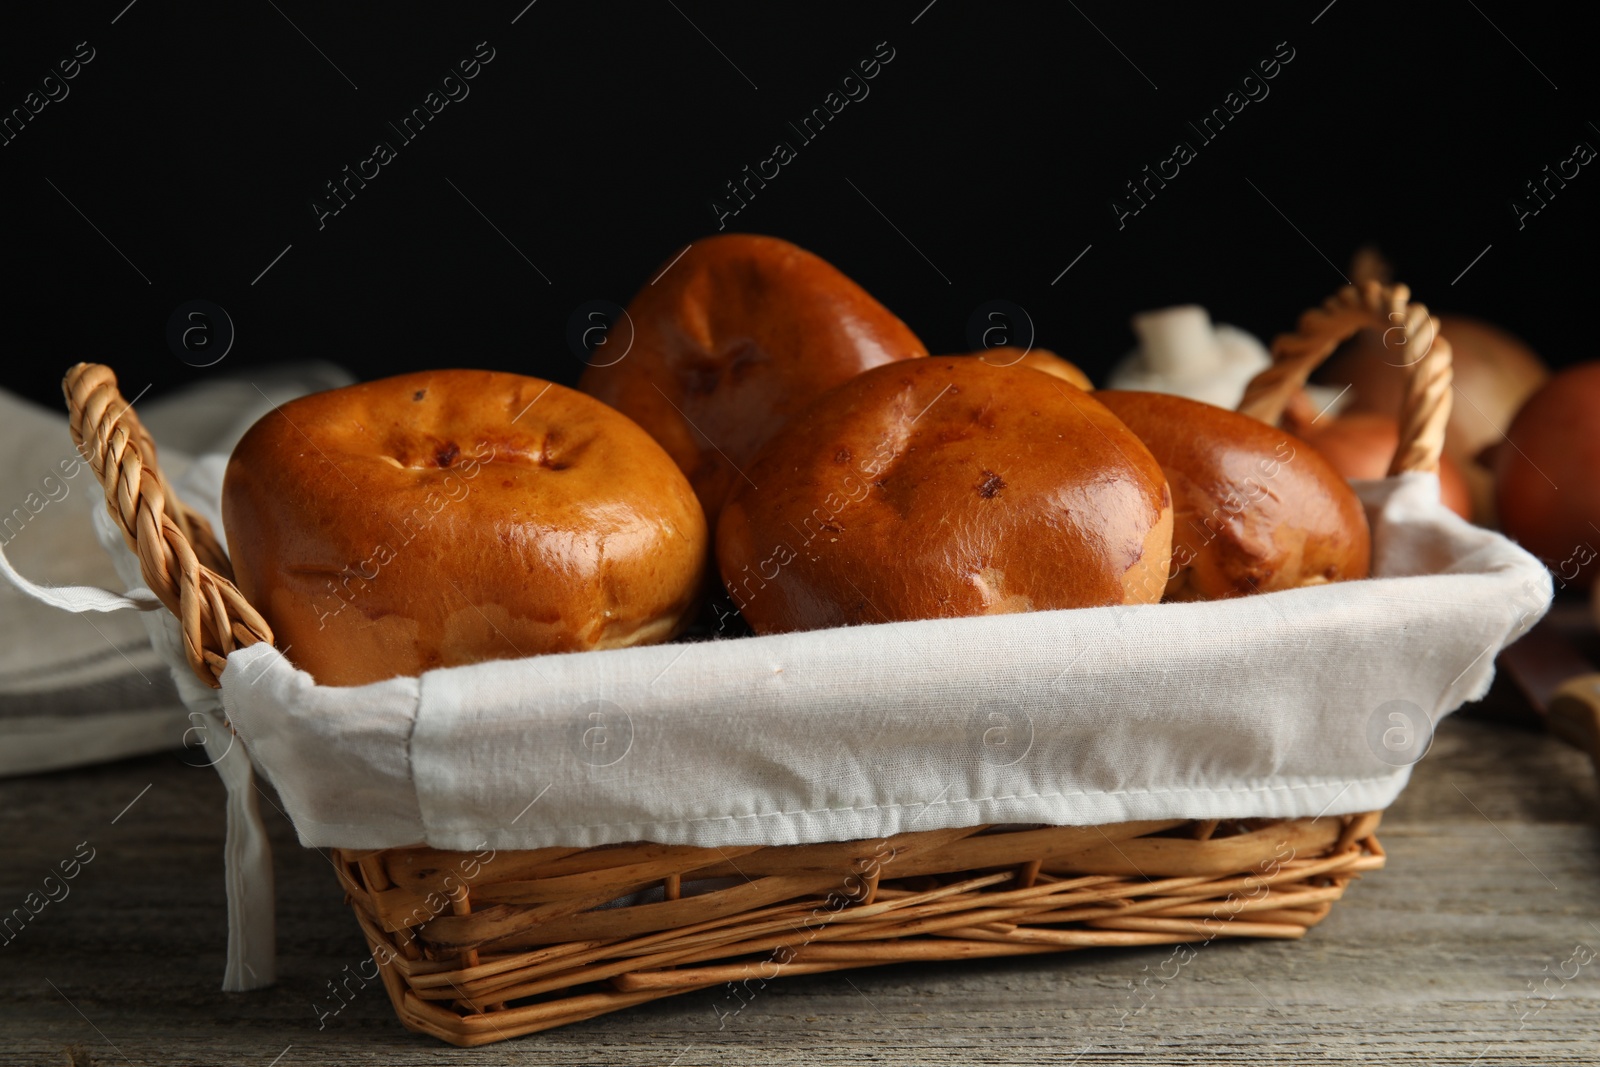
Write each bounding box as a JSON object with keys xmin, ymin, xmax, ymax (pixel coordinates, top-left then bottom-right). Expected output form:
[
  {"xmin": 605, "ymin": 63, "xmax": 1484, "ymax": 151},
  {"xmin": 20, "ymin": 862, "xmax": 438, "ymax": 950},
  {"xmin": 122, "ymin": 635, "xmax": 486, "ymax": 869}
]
[{"xmin": 63, "ymin": 280, "xmax": 1451, "ymax": 1047}]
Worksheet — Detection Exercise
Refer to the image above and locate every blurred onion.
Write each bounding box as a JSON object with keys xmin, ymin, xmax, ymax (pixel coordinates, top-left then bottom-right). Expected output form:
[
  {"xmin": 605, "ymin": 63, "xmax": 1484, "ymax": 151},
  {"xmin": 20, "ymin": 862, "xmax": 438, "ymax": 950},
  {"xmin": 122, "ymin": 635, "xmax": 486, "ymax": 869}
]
[
  {"xmin": 1289, "ymin": 409, "xmax": 1473, "ymax": 519},
  {"xmin": 1317, "ymin": 314, "xmax": 1548, "ymax": 523},
  {"xmin": 1495, "ymin": 363, "xmax": 1600, "ymax": 590}
]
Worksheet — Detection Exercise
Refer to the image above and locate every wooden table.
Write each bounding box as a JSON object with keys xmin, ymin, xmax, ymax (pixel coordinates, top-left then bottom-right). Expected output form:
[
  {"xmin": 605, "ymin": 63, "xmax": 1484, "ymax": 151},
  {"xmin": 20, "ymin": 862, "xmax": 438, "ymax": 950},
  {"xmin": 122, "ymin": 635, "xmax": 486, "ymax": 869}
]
[{"xmin": 3, "ymin": 689, "xmax": 1597, "ymax": 1065}]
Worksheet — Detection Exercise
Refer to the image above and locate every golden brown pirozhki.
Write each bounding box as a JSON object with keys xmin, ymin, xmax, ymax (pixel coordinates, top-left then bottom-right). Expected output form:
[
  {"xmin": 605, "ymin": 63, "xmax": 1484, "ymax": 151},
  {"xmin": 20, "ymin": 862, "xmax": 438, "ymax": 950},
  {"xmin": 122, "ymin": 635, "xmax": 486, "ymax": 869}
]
[
  {"xmin": 223, "ymin": 370, "xmax": 707, "ymax": 686},
  {"xmin": 1094, "ymin": 390, "xmax": 1371, "ymax": 601},
  {"xmin": 716, "ymin": 358, "xmax": 1174, "ymax": 634},
  {"xmin": 578, "ymin": 234, "xmax": 926, "ymax": 524},
  {"xmin": 975, "ymin": 347, "xmax": 1094, "ymax": 390}
]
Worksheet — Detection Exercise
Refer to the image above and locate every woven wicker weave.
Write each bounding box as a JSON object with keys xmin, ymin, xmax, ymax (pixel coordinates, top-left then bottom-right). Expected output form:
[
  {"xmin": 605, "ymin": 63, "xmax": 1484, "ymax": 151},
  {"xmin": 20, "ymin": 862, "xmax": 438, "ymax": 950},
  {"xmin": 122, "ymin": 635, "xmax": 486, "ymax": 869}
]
[{"xmin": 62, "ymin": 280, "xmax": 1447, "ymax": 1046}]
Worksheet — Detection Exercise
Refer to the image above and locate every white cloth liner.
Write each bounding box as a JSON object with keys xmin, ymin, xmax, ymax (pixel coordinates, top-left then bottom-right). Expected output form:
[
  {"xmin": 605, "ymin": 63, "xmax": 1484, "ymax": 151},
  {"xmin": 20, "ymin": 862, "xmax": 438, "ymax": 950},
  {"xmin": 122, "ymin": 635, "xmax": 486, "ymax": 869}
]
[
  {"xmin": 0, "ymin": 543, "xmax": 161, "ymax": 614},
  {"xmin": 217, "ymin": 473, "xmax": 1551, "ymax": 853},
  {"xmin": 88, "ymin": 504, "xmax": 277, "ymax": 993},
  {"xmin": 0, "ymin": 458, "xmax": 1555, "ymax": 990}
]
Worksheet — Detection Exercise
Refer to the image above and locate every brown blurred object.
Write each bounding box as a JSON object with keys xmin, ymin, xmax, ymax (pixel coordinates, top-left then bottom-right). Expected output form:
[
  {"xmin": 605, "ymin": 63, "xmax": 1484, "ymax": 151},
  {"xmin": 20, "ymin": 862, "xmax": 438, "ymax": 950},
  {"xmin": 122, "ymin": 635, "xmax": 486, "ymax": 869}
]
[
  {"xmin": 973, "ymin": 346, "xmax": 1094, "ymax": 390},
  {"xmin": 578, "ymin": 235, "xmax": 927, "ymax": 526},
  {"xmin": 1498, "ymin": 603, "xmax": 1600, "ymax": 781},
  {"xmin": 1283, "ymin": 399, "xmax": 1473, "ymax": 520},
  {"xmin": 1494, "ymin": 362, "xmax": 1600, "ymax": 589},
  {"xmin": 1319, "ymin": 248, "xmax": 1550, "ymax": 525}
]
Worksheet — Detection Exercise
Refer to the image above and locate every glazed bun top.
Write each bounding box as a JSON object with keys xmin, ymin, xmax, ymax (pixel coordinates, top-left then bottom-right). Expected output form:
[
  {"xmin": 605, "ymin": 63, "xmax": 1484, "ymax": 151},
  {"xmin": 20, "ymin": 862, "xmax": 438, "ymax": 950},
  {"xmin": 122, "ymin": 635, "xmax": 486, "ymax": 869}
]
[
  {"xmin": 222, "ymin": 369, "xmax": 707, "ymax": 686},
  {"xmin": 715, "ymin": 357, "xmax": 1174, "ymax": 634},
  {"xmin": 1094, "ymin": 390, "xmax": 1371, "ymax": 601},
  {"xmin": 578, "ymin": 234, "xmax": 927, "ymax": 523},
  {"xmin": 975, "ymin": 347, "xmax": 1094, "ymax": 391}
]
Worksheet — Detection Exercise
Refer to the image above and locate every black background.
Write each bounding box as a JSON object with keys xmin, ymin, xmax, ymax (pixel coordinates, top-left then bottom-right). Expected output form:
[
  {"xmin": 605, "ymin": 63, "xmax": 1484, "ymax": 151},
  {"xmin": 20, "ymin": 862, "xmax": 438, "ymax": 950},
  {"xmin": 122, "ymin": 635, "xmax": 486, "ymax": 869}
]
[{"xmin": 1, "ymin": 0, "xmax": 1593, "ymax": 412}]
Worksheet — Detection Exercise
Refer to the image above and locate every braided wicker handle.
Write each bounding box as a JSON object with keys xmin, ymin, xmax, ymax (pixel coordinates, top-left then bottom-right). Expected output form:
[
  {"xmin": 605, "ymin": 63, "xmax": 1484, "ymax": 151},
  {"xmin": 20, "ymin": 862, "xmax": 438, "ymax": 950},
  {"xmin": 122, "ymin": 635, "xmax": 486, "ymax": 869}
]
[
  {"xmin": 63, "ymin": 364, "xmax": 273, "ymax": 688},
  {"xmin": 1236, "ymin": 281, "xmax": 1452, "ymax": 477}
]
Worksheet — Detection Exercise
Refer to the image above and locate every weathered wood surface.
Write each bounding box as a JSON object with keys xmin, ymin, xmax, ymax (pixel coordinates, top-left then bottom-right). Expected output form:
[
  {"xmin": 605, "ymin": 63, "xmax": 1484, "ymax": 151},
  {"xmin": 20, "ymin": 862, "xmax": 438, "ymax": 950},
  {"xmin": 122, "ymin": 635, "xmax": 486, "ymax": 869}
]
[{"xmin": 2, "ymin": 690, "xmax": 1597, "ymax": 1065}]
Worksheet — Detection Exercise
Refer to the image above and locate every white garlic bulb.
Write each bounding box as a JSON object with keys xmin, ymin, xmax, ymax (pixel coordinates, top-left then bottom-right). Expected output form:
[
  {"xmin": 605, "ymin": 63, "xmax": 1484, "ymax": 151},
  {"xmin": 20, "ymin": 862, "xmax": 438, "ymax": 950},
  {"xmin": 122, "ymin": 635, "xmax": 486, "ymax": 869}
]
[{"xmin": 1108, "ymin": 305, "xmax": 1271, "ymax": 410}]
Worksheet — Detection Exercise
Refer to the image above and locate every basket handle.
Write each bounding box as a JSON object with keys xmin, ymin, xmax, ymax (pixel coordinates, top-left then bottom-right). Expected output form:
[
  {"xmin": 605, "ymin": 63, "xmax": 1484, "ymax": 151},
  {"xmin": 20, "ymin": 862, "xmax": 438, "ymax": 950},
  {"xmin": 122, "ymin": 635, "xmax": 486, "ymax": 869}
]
[
  {"xmin": 1235, "ymin": 281, "xmax": 1452, "ymax": 477},
  {"xmin": 63, "ymin": 363, "xmax": 274, "ymax": 688}
]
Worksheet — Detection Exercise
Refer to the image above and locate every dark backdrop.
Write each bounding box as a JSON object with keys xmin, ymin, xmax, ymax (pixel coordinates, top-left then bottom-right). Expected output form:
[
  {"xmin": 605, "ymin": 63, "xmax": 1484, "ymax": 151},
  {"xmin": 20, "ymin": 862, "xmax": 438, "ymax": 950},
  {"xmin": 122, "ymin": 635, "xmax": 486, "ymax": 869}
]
[{"xmin": 1, "ymin": 0, "xmax": 1593, "ymax": 412}]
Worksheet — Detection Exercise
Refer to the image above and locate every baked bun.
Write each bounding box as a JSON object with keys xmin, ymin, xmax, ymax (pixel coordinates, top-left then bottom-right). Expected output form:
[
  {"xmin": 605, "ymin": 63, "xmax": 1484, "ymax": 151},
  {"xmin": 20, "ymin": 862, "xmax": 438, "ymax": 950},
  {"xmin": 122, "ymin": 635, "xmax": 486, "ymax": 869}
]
[
  {"xmin": 716, "ymin": 358, "xmax": 1174, "ymax": 634},
  {"xmin": 976, "ymin": 347, "xmax": 1094, "ymax": 390},
  {"xmin": 578, "ymin": 234, "xmax": 926, "ymax": 523},
  {"xmin": 223, "ymin": 370, "xmax": 707, "ymax": 686},
  {"xmin": 1094, "ymin": 390, "xmax": 1371, "ymax": 601}
]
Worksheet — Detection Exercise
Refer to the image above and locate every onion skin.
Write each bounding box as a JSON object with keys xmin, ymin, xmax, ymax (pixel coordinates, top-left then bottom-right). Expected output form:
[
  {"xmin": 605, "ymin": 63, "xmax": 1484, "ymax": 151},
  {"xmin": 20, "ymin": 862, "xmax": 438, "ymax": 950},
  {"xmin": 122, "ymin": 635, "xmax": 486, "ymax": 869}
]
[
  {"xmin": 1494, "ymin": 362, "xmax": 1600, "ymax": 591},
  {"xmin": 1317, "ymin": 314, "xmax": 1548, "ymax": 523},
  {"xmin": 1288, "ymin": 411, "xmax": 1473, "ymax": 520},
  {"xmin": 1439, "ymin": 317, "xmax": 1550, "ymax": 453}
]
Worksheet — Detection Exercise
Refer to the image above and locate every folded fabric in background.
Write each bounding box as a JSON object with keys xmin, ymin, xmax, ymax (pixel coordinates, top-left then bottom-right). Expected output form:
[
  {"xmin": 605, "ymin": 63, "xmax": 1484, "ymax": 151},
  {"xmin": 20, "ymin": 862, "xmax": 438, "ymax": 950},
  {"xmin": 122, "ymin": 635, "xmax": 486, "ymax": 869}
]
[{"xmin": 0, "ymin": 364, "xmax": 351, "ymax": 778}]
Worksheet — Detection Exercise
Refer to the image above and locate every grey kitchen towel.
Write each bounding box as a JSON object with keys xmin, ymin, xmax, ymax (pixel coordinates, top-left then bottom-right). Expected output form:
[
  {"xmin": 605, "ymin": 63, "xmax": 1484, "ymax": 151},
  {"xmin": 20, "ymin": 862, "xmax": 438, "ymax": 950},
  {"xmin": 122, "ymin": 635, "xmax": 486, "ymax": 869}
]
[{"xmin": 0, "ymin": 363, "xmax": 351, "ymax": 777}]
